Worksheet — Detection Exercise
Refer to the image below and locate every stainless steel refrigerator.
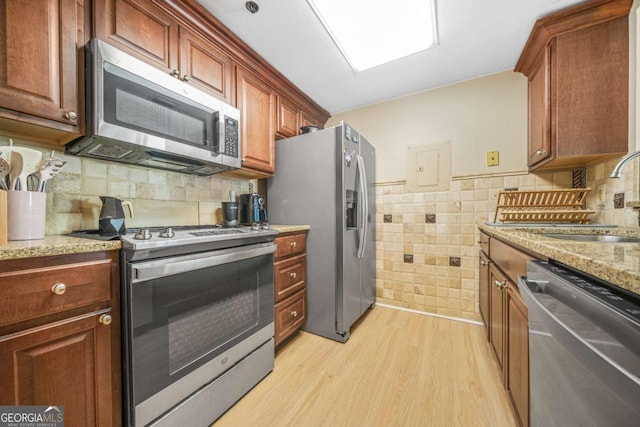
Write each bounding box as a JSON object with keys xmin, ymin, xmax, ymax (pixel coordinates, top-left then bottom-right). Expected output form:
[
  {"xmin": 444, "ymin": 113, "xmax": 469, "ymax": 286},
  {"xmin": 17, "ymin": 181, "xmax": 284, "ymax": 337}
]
[{"xmin": 267, "ymin": 122, "xmax": 375, "ymax": 342}]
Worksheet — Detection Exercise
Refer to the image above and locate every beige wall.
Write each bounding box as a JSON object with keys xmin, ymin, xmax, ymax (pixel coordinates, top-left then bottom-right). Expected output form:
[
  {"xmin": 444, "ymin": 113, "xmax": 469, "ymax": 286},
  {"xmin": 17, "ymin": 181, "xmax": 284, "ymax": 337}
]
[{"xmin": 327, "ymin": 71, "xmax": 528, "ymax": 182}]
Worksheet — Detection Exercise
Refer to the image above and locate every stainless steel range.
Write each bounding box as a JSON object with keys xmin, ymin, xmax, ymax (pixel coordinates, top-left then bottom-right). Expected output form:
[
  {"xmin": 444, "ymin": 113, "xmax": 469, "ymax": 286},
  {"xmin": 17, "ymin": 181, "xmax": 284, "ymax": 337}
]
[{"xmin": 119, "ymin": 225, "xmax": 278, "ymax": 426}]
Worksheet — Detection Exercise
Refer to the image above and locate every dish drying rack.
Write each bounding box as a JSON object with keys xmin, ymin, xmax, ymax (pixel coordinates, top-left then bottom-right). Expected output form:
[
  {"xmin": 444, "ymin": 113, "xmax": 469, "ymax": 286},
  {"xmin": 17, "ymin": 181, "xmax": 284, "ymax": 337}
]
[{"xmin": 493, "ymin": 188, "xmax": 595, "ymax": 224}]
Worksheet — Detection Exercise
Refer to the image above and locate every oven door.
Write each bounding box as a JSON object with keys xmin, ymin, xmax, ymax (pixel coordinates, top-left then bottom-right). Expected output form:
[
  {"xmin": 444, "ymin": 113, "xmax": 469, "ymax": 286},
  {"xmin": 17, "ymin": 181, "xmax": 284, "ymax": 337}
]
[{"xmin": 124, "ymin": 242, "xmax": 275, "ymax": 426}]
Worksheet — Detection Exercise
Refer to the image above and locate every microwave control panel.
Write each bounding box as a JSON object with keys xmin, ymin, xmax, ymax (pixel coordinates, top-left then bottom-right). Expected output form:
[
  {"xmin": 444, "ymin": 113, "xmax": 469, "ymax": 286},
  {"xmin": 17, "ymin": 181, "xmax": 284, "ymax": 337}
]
[{"xmin": 224, "ymin": 117, "xmax": 239, "ymax": 158}]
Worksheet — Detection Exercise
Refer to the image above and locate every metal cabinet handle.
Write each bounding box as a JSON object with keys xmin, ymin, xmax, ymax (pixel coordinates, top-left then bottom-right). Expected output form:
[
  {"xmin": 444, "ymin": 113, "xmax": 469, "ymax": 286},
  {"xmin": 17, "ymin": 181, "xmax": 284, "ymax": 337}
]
[
  {"xmin": 480, "ymin": 261, "xmax": 488, "ymax": 267},
  {"xmin": 182, "ymin": 74, "xmax": 190, "ymax": 82},
  {"xmin": 536, "ymin": 149, "xmax": 547, "ymax": 156},
  {"xmin": 170, "ymin": 69, "xmax": 180, "ymax": 77},
  {"xmin": 494, "ymin": 280, "xmax": 506, "ymax": 289},
  {"xmin": 289, "ymin": 272, "xmax": 297, "ymax": 279},
  {"xmin": 99, "ymin": 314, "xmax": 112, "ymax": 325},
  {"xmin": 290, "ymin": 241, "xmax": 297, "ymax": 248},
  {"xmin": 64, "ymin": 111, "xmax": 77, "ymax": 120},
  {"xmin": 291, "ymin": 310, "xmax": 298, "ymax": 317},
  {"xmin": 51, "ymin": 282, "xmax": 66, "ymax": 295}
]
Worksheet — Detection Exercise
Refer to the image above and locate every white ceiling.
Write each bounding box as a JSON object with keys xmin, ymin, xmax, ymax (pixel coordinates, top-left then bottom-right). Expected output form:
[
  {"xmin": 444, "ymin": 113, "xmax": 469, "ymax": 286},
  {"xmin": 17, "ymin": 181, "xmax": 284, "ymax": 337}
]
[{"xmin": 197, "ymin": 0, "xmax": 587, "ymax": 114}]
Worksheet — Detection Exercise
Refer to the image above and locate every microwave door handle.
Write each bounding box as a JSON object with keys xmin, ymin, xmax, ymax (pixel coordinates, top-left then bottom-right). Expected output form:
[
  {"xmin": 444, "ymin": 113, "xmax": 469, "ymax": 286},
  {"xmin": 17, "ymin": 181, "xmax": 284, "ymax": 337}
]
[
  {"xmin": 131, "ymin": 244, "xmax": 275, "ymax": 283},
  {"xmin": 357, "ymin": 154, "xmax": 368, "ymax": 259}
]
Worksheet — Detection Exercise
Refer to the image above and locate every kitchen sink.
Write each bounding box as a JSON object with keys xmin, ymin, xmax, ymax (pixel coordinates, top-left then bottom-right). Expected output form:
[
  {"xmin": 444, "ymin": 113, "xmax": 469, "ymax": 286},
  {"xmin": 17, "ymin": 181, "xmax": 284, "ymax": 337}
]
[{"xmin": 542, "ymin": 234, "xmax": 640, "ymax": 243}]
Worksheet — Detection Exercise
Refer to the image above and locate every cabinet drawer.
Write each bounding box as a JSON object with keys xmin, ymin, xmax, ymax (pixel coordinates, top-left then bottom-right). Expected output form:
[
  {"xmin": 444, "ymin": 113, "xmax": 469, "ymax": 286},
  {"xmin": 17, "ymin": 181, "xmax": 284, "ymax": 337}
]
[
  {"xmin": 0, "ymin": 260, "xmax": 112, "ymax": 326},
  {"xmin": 274, "ymin": 254, "xmax": 306, "ymax": 303},
  {"xmin": 490, "ymin": 238, "xmax": 533, "ymax": 285},
  {"xmin": 479, "ymin": 230, "xmax": 490, "ymax": 255},
  {"xmin": 275, "ymin": 233, "xmax": 306, "ymax": 259},
  {"xmin": 274, "ymin": 289, "xmax": 306, "ymax": 346}
]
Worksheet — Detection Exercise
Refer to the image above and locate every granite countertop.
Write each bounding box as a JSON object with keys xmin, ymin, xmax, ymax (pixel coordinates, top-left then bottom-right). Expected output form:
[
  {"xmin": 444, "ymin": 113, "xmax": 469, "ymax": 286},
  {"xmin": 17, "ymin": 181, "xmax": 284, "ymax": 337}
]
[
  {"xmin": 479, "ymin": 223, "xmax": 640, "ymax": 296},
  {"xmin": 0, "ymin": 235, "xmax": 122, "ymax": 261},
  {"xmin": 270, "ymin": 225, "xmax": 310, "ymax": 234}
]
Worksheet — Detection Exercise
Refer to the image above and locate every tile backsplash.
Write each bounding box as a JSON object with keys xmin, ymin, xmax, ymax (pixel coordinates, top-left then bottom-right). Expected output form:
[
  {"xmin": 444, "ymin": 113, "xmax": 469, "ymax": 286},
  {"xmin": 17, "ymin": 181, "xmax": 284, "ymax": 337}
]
[
  {"xmin": 375, "ymin": 159, "xmax": 639, "ymax": 321},
  {"xmin": 41, "ymin": 150, "xmax": 249, "ymax": 234}
]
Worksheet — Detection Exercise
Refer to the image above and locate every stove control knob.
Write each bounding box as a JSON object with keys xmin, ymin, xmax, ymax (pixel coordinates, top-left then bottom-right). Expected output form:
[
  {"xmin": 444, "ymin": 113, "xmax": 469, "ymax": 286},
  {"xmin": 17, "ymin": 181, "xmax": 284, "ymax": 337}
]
[
  {"xmin": 159, "ymin": 227, "xmax": 175, "ymax": 238},
  {"xmin": 134, "ymin": 228, "xmax": 152, "ymax": 240}
]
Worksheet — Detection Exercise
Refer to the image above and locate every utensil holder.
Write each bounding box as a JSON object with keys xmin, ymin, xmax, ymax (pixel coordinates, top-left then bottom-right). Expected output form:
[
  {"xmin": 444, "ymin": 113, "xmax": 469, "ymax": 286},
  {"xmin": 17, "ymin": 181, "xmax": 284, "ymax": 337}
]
[{"xmin": 7, "ymin": 190, "xmax": 46, "ymax": 240}]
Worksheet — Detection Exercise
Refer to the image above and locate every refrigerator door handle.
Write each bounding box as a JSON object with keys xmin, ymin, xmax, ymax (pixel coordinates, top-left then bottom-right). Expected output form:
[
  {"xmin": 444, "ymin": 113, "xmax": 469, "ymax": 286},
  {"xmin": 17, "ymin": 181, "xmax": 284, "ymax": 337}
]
[{"xmin": 356, "ymin": 154, "xmax": 368, "ymax": 259}]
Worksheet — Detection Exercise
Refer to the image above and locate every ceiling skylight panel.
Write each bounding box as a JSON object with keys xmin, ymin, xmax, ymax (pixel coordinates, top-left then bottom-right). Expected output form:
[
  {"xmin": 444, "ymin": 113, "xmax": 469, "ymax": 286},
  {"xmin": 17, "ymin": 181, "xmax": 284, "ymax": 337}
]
[{"xmin": 307, "ymin": 0, "xmax": 439, "ymax": 72}]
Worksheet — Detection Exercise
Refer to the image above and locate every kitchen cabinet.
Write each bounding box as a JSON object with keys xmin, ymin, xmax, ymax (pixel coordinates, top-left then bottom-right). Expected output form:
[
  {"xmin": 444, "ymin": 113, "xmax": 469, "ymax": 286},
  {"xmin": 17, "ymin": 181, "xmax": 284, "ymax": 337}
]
[
  {"xmin": 479, "ymin": 250, "xmax": 491, "ymax": 333},
  {"xmin": 479, "ymin": 234, "xmax": 537, "ymax": 427},
  {"xmin": 276, "ymin": 95, "xmax": 326, "ymax": 139},
  {"xmin": 515, "ymin": 0, "xmax": 631, "ymax": 170},
  {"xmin": 236, "ymin": 66, "xmax": 276, "ymax": 176},
  {"xmin": 0, "ymin": 0, "xmax": 87, "ymax": 145},
  {"xmin": 506, "ymin": 282, "xmax": 529, "ymax": 427},
  {"xmin": 0, "ymin": 251, "xmax": 121, "ymax": 426},
  {"xmin": 94, "ymin": 0, "xmax": 234, "ymax": 104},
  {"xmin": 274, "ymin": 231, "xmax": 307, "ymax": 347},
  {"xmin": 488, "ymin": 264, "xmax": 506, "ymax": 372}
]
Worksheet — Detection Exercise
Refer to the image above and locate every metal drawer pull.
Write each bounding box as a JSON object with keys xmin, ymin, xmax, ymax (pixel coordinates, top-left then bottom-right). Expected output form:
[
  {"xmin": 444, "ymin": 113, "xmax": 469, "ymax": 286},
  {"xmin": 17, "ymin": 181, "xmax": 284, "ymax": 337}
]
[
  {"xmin": 64, "ymin": 111, "xmax": 77, "ymax": 120},
  {"xmin": 99, "ymin": 314, "xmax": 112, "ymax": 325},
  {"xmin": 182, "ymin": 75, "xmax": 190, "ymax": 82},
  {"xmin": 170, "ymin": 69, "xmax": 180, "ymax": 77},
  {"xmin": 536, "ymin": 149, "xmax": 547, "ymax": 156},
  {"xmin": 291, "ymin": 310, "xmax": 298, "ymax": 317},
  {"xmin": 494, "ymin": 280, "xmax": 506, "ymax": 289},
  {"xmin": 51, "ymin": 282, "xmax": 67, "ymax": 295},
  {"xmin": 480, "ymin": 261, "xmax": 488, "ymax": 266},
  {"xmin": 289, "ymin": 272, "xmax": 297, "ymax": 279},
  {"xmin": 290, "ymin": 241, "xmax": 297, "ymax": 248}
]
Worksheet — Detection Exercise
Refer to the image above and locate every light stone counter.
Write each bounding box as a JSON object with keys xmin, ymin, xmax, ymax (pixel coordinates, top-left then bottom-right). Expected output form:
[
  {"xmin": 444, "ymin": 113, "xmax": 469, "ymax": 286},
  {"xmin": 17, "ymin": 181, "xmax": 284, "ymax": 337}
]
[
  {"xmin": 269, "ymin": 225, "xmax": 310, "ymax": 234},
  {"xmin": 0, "ymin": 235, "xmax": 121, "ymax": 261},
  {"xmin": 479, "ymin": 223, "xmax": 640, "ymax": 296}
]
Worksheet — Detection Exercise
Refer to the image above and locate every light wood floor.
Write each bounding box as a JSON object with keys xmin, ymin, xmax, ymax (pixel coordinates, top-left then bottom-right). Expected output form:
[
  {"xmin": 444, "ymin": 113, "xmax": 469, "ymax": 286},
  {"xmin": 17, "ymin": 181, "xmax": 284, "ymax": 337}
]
[{"xmin": 215, "ymin": 306, "xmax": 517, "ymax": 427}]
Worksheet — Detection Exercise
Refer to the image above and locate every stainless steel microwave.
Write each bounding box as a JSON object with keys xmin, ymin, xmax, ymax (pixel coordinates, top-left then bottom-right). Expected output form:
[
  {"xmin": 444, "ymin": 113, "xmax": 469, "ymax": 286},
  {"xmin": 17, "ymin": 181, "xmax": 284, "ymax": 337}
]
[{"xmin": 67, "ymin": 39, "xmax": 240, "ymax": 175}]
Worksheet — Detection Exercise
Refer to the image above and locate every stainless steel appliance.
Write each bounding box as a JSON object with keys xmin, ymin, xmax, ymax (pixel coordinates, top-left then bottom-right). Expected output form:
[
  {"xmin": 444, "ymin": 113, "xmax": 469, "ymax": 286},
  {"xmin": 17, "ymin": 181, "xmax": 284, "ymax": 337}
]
[
  {"xmin": 519, "ymin": 260, "xmax": 640, "ymax": 427},
  {"xmin": 67, "ymin": 39, "xmax": 240, "ymax": 175},
  {"xmin": 120, "ymin": 226, "xmax": 277, "ymax": 426},
  {"xmin": 267, "ymin": 122, "xmax": 375, "ymax": 342},
  {"xmin": 239, "ymin": 193, "xmax": 268, "ymax": 229}
]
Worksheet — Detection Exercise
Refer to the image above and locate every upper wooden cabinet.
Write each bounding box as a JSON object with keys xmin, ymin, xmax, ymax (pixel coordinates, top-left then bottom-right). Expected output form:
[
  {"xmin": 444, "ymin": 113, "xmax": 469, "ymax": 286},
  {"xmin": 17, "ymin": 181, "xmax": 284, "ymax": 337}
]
[
  {"xmin": 0, "ymin": 0, "xmax": 86, "ymax": 145},
  {"xmin": 94, "ymin": 0, "xmax": 234, "ymax": 104},
  {"xmin": 515, "ymin": 0, "xmax": 631, "ymax": 171},
  {"xmin": 276, "ymin": 95, "xmax": 326, "ymax": 139},
  {"xmin": 236, "ymin": 66, "xmax": 276, "ymax": 175}
]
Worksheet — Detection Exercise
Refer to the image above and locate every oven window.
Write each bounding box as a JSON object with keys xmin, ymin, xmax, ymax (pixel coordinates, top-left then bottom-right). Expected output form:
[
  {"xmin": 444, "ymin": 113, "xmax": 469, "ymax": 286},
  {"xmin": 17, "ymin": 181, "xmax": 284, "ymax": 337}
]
[
  {"xmin": 103, "ymin": 62, "xmax": 215, "ymax": 149},
  {"xmin": 130, "ymin": 253, "xmax": 273, "ymax": 404}
]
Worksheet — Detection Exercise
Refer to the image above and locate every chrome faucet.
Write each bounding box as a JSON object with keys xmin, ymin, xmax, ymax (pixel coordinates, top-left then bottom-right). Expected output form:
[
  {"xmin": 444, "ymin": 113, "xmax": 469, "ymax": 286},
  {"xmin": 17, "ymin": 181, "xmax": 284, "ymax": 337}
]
[{"xmin": 610, "ymin": 150, "xmax": 640, "ymax": 178}]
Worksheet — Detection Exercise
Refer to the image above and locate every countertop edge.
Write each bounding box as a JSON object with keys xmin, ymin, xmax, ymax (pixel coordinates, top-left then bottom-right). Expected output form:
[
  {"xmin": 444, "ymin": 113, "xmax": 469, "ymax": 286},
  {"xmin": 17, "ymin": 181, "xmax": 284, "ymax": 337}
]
[{"xmin": 0, "ymin": 236, "xmax": 122, "ymax": 261}]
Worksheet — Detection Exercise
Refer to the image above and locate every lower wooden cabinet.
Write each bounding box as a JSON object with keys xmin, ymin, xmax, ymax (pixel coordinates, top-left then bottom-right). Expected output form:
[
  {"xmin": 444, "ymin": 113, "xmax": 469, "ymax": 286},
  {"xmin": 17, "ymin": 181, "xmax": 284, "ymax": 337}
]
[
  {"xmin": 274, "ymin": 230, "xmax": 307, "ymax": 346},
  {"xmin": 488, "ymin": 264, "xmax": 507, "ymax": 372},
  {"xmin": 506, "ymin": 282, "xmax": 529, "ymax": 427},
  {"xmin": 0, "ymin": 309, "xmax": 114, "ymax": 426},
  {"xmin": 0, "ymin": 251, "xmax": 121, "ymax": 426},
  {"xmin": 480, "ymin": 233, "xmax": 535, "ymax": 427}
]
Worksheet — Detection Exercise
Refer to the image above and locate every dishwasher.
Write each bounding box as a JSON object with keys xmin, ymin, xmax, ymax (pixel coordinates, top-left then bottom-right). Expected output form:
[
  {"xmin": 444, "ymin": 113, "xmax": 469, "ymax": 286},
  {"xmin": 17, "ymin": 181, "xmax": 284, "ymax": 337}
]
[{"xmin": 518, "ymin": 260, "xmax": 640, "ymax": 427}]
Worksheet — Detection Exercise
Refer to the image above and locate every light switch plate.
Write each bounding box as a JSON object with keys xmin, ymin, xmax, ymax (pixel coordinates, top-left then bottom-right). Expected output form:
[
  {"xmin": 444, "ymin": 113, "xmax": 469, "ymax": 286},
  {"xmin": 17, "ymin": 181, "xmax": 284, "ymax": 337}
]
[{"xmin": 487, "ymin": 151, "xmax": 499, "ymax": 167}]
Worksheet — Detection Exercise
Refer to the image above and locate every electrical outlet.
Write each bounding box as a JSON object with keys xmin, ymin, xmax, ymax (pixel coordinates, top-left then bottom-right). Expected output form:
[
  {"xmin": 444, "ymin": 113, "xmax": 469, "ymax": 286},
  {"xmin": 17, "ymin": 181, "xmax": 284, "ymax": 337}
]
[{"xmin": 487, "ymin": 151, "xmax": 499, "ymax": 167}]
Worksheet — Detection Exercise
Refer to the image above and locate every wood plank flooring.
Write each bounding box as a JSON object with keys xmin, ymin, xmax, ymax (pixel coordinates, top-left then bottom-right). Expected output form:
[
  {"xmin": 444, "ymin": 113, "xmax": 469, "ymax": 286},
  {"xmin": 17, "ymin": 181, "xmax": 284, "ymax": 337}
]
[{"xmin": 215, "ymin": 306, "xmax": 518, "ymax": 427}]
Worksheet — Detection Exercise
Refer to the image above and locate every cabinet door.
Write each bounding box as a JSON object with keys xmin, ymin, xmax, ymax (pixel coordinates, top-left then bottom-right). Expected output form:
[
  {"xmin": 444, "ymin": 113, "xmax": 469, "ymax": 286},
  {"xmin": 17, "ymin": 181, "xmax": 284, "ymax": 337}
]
[
  {"xmin": 527, "ymin": 49, "xmax": 551, "ymax": 167},
  {"xmin": 489, "ymin": 264, "xmax": 506, "ymax": 373},
  {"xmin": 479, "ymin": 251, "xmax": 491, "ymax": 333},
  {"xmin": 553, "ymin": 17, "xmax": 628, "ymax": 159},
  {"xmin": 506, "ymin": 283, "xmax": 529, "ymax": 427},
  {"xmin": 0, "ymin": 0, "xmax": 81, "ymax": 135},
  {"xmin": 276, "ymin": 95, "xmax": 299, "ymax": 138},
  {"xmin": 300, "ymin": 110, "xmax": 322, "ymax": 130},
  {"xmin": 179, "ymin": 26, "xmax": 234, "ymax": 104},
  {"xmin": 236, "ymin": 66, "xmax": 276, "ymax": 175},
  {"xmin": 0, "ymin": 310, "xmax": 114, "ymax": 426},
  {"xmin": 95, "ymin": 0, "xmax": 178, "ymax": 73}
]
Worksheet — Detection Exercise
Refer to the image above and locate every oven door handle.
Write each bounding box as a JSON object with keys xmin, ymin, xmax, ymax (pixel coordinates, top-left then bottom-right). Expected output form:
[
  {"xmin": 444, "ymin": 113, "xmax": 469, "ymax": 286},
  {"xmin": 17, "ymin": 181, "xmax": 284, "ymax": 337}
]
[{"xmin": 131, "ymin": 244, "xmax": 275, "ymax": 282}]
